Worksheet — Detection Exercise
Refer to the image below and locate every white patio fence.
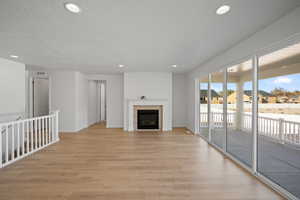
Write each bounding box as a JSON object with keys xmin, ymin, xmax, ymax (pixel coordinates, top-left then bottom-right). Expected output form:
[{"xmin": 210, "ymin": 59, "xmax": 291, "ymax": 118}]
[
  {"xmin": 200, "ymin": 112, "xmax": 300, "ymax": 146},
  {"xmin": 0, "ymin": 111, "xmax": 59, "ymax": 168}
]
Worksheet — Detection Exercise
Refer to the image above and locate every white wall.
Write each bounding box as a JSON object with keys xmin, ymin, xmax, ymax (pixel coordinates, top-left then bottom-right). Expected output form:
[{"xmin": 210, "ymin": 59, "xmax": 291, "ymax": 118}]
[
  {"xmin": 187, "ymin": 7, "xmax": 300, "ymax": 132},
  {"xmin": 50, "ymin": 71, "xmax": 77, "ymax": 132},
  {"xmin": 50, "ymin": 71, "xmax": 90, "ymax": 132},
  {"xmin": 0, "ymin": 58, "xmax": 25, "ymax": 121},
  {"xmin": 75, "ymin": 72, "xmax": 89, "ymax": 131},
  {"xmin": 124, "ymin": 72, "xmax": 172, "ymax": 100},
  {"xmin": 186, "ymin": 78, "xmax": 199, "ymax": 133},
  {"xmin": 173, "ymin": 74, "xmax": 187, "ymax": 127},
  {"xmin": 88, "ymin": 74, "xmax": 123, "ymax": 128},
  {"xmin": 25, "ymin": 70, "xmax": 29, "ymax": 118},
  {"xmin": 123, "ymin": 72, "xmax": 173, "ymax": 130}
]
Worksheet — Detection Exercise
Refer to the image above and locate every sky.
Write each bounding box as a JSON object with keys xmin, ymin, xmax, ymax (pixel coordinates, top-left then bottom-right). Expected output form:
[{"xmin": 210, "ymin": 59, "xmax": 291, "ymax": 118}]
[
  {"xmin": 258, "ymin": 73, "xmax": 300, "ymax": 92},
  {"xmin": 201, "ymin": 73, "xmax": 300, "ymax": 93}
]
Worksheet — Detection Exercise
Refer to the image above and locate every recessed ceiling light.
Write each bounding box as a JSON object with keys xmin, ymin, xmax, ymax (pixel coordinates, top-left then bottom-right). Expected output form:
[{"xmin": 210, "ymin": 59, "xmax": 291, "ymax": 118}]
[
  {"xmin": 216, "ymin": 5, "xmax": 231, "ymax": 15},
  {"xmin": 64, "ymin": 3, "xmax": 81, "ymax": 13},
  {"xmin": 172, "ymin": 65, "xmax": 177, "ymax": 68},
  {"xmin": 119, "ymin": 64, "xmax": 125, "ymax": 68},
  {"xmin": 10, "ymin": 55, "xmax": 19, "ymax": 58}
]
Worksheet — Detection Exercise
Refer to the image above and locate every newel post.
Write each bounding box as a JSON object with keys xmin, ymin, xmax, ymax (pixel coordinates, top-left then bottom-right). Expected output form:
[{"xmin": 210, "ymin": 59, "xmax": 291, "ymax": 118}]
[{"xmin": 55, "ymin": 111, "xmax": 60, "ymax": 141}]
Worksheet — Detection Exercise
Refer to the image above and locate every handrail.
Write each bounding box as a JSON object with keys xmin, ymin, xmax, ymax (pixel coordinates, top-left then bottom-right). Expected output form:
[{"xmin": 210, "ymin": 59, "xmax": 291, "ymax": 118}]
[
  {"xmin": 1, "ymin": 116, "xmax": 22, "ymax": 134},
  {"xmin": 0, "ymin": 113, "xmax": 56, "ymax": 127}
]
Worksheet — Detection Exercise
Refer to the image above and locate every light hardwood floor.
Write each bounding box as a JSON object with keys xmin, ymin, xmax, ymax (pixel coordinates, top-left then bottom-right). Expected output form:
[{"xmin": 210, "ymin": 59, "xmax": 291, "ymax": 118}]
[{"xmin": 0, "ymin": 123, "xmax": 284, "ymax": 200}]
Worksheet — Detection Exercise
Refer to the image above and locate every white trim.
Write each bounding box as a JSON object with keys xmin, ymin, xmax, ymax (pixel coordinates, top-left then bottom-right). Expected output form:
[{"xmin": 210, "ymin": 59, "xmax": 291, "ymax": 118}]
[
  {"xmin": 106, "ymin": 125, "xmax": 123, "ymax": 128},
  {"xmin": 194, "ymin": 78, "xmax": 200, "ymax": 134},
  {"xmin": 208, "ymin": 74, "xmax": 212, "ymax": 142},
  {"xmin": 223, "ymin": 70, "xmax": 228, "ymax": 151},
  {"xmin": 252, "ymin": 55, "xmax": 258, "ymax": 172}
]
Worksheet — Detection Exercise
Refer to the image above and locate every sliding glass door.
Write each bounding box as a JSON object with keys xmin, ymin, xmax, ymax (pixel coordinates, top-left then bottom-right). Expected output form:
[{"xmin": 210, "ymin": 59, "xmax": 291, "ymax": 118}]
[
  {"xmin": 197, "ymin": 40, "xmax": 300, "ymax": 199},
  {"xmin": 258, "ymin": 42, "xmax": 300, "ymax": 198},
  {"xmin": 226, "ymin": 60, "xmax": 253, "ymax": 167}
]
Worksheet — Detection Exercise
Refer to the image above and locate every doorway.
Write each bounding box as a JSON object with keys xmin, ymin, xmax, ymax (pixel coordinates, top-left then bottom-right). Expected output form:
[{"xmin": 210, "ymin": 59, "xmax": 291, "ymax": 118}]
[
  {"xmin": 31, "ymin": 77, "xmax": 50, "ymax": 117},
  {"xmin": 88, "ymin": 80, "xmax": 106, "ymax": 126}
]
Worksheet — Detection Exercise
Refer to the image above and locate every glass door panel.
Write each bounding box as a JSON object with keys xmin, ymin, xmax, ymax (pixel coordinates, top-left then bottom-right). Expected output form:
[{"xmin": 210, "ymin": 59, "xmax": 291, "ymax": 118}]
[
  {"xmin": 211, "ymin": 70, "xmax": 225, "ymax": 149},
  {"xmin": 200, "ymin": 76, "xmax": 209, "ymax": 139},
  {"xmin": 227, "ymin": 59, "xmax": 253, "ymax": 167},
  {"xmin": 258, "ymin": 42, "xmax": 300, "ymax": 198}
]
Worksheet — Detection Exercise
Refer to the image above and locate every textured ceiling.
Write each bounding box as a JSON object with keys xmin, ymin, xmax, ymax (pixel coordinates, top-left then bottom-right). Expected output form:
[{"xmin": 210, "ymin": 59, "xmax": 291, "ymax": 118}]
[{"xmin": 0, "ymin": 0, "xmax": 299, "ymax": 74}]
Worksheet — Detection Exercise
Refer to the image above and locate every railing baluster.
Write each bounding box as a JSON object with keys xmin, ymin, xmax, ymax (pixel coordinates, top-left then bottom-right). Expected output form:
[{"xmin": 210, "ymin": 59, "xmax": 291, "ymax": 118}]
[
  {"xmin": 52, "ymin": 116, "xmax": 54, "ymax": 142},
  {"xmin": 268, "ymin": 119, "xmax": 270, "ymax": 136},
  {"xmin": 48, "ymin": 117, "xmax": 50, "ymax": 143},
  {"xmin": 17, "ymin": 122, "xmax": 20, "ymax": 158},
  {"xmin": 288, "ymin": 123, "xmax": 290, "ymax": 141},
  {"xmin": 284, "ymin": 121, "xmax": 286, "ymax": 141},
  {"xmin": 42, "ymin": 117, "xmax": 44, "ymax": 146},
  {"xmin": 49, "ymin": 117, "xmax": 52, "ymax": 143},
  {"xmin": 31, "ymin": 120, "xmax": 34, "ymax": 151},
  {"xmin": 46, "ymin": 117, "xmax": 49, "ymax": 144},
  {"xmin": 271, "ymin": 120, "xmax": 274, "ymax": 137},
  {"xmin": 270, "ymin": 120, "xmax": 272, "ymax": 136},
  {"xmin": 26, "ymin": 120, "xmax": 29, "ymax": 154},
  {"xmin": 39, "ymin": 118, "xmax": 41, "ymax": 148},
  {"xmin": 11, "ymin": 124, "xmax": 15, "ymax": 160},
  {"xmin": 35, "ymin": 119, "xmax": 38, "ymax": 150},
  {"xmin": 22, "ymin": 121, "xmax": 25, "ymax": 156},
  {"xmin": 293, "ymin": 123, "xmax": 296, "ymax": 144},
  {"xmin": 5, "ymin": 125, "xmax": 8, "ymax": 163},
  {"xmin": 52, "ymin": 116, "xmax": 54, "ymax": 141}
]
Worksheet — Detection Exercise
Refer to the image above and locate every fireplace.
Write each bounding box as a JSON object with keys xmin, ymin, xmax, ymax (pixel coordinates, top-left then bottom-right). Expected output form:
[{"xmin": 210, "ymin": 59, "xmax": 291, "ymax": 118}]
[
  {"xmin": 133, "ymin": 105, "xmax": 162, "ymax": 131},
  {"xmin": 137, "ymin": 110, "xmax": 159, "ymax": 130}
]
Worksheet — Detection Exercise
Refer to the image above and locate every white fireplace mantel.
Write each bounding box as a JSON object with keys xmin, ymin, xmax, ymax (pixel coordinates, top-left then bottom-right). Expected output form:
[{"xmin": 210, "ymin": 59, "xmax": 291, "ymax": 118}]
[{"xmin": 125, "ymin": 99, "xmax": 172, "ymax": 131}]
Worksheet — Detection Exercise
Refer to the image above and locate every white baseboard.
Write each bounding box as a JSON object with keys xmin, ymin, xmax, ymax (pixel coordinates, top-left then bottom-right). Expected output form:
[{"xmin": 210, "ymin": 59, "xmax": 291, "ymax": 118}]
[{"xmin": 106, "ymin": 125, "xmax": 123, "ymax": 128}]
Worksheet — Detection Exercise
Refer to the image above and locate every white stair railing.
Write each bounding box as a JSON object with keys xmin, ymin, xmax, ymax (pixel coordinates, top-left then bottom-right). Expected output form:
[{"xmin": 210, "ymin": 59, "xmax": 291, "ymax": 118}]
[{"xmin": 0, "ymin": 111, "xmax": 59, "ymax": 168}]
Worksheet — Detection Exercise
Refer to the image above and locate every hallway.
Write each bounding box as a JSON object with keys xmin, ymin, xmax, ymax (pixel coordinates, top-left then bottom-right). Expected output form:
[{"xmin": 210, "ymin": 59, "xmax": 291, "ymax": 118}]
[{"xmin": 0, "ymin": 124, "xmax": 283, "ymax": 200}]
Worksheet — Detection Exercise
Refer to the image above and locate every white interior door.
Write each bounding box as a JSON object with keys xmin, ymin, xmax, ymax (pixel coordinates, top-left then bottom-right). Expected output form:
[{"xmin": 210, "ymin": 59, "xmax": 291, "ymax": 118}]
[{"xmin": 33, "ymin": 78, "xmax": 49, "ymax": 117}]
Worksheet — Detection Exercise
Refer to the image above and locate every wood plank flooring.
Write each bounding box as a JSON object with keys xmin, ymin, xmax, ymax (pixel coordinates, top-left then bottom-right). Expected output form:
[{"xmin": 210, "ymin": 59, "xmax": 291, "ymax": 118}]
[{"xmin": 0, "ymin": 123, "xmax": 284, "ymax": 200}]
